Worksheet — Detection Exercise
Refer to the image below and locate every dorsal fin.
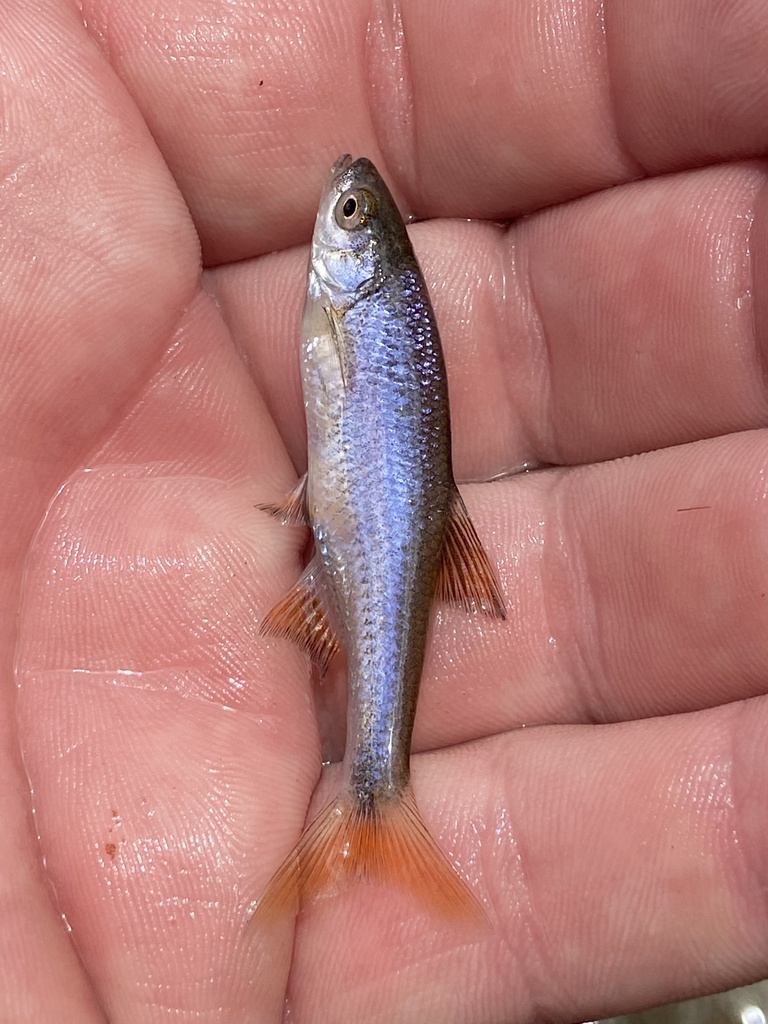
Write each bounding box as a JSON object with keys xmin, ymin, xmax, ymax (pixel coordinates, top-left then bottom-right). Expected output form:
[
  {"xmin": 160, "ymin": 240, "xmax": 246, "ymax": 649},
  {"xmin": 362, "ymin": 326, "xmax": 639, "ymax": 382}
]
[{"xmin": 437, "ymin": 488, "xmax": 506, "ymax": 618}]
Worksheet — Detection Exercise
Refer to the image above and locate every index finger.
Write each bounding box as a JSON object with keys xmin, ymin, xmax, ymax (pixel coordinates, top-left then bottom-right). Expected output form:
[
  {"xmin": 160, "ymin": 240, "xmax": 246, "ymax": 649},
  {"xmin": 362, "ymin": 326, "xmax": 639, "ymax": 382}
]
[{"xmin": 79, "ymin": 0, "xmax": 768, "ymax": 261}]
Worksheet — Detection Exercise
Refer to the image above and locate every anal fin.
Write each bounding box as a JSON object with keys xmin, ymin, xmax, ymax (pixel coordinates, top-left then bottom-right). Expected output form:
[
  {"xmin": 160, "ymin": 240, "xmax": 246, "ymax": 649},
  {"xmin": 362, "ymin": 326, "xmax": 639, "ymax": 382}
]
[
  {"xmin": 260, "ymin": 557, "xmax": 340, "ymax": 673},
  {"xmin": 437, "ymin": 487, "xmax": 507, "ymax": 618}
]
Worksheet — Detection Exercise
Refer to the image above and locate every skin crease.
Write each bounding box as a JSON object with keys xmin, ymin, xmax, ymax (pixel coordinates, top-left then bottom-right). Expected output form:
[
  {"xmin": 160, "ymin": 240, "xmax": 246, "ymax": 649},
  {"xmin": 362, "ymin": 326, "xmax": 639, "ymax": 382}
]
[{"xmin": 2, "ymin": 0, "xmax": 768, "ymax": 1021}]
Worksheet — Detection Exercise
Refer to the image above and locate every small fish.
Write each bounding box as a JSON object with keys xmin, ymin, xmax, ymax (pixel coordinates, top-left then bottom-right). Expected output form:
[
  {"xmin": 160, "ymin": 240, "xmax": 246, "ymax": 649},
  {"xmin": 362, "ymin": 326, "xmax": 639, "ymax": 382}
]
[{"xmin": 255, "ymin": 154, "xmax": 506, "ymax": 923}]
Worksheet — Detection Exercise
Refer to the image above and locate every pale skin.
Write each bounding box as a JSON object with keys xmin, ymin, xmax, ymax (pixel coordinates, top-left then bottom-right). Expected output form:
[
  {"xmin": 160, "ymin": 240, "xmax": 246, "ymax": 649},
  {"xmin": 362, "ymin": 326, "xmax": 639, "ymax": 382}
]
[{"xmin": 3, "ymin": 0, "xmax": 768, "ymax": 1021}]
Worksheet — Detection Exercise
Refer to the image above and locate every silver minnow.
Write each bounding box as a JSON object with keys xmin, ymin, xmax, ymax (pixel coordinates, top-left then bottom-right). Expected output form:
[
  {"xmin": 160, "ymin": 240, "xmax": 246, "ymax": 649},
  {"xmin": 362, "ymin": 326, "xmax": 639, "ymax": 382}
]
[{"xmin": 254, "ymin": 155, "xmax": 505, "ymax": 922}]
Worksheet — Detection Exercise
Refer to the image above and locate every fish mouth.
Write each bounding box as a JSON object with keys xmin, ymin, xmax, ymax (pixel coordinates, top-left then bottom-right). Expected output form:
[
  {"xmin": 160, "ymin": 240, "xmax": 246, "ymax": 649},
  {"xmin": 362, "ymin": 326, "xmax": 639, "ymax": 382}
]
[{"xmin": 331, "ymin": 153, "xmax": 355, "ymax": 176}]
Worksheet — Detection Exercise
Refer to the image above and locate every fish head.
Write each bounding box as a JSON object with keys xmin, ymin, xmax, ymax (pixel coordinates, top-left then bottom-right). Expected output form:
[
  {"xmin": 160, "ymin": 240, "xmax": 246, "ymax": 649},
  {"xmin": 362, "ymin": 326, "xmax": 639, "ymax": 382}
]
[{"xmin": 309, "ymin": 154, "xmax": 407, "ymax": 303}]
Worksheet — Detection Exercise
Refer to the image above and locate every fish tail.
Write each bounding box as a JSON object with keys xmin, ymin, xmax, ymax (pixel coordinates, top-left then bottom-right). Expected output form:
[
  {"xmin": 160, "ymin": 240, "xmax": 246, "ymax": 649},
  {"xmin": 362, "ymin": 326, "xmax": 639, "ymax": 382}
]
[{"xmin": 249, "ymin": 787, "xmax": 485, "ymax": 927}]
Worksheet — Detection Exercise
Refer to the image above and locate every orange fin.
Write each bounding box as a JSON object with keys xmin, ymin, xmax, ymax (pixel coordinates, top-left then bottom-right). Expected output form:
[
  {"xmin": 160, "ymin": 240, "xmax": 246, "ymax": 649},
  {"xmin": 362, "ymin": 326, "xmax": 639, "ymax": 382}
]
[
  {"xmin": 249, "ymin": 788, "xmax": 485, "ymax": 928},
  {"xmin": 259, "ymin": 557, "xmax": 340, "ymax": 673},
  {"xmin": 437, "ymin": 487, "xmax": 507, "ymax": 618},
  {"xmin": 256, "ymin": 473, "xmax": 309, "ymax": 526}
]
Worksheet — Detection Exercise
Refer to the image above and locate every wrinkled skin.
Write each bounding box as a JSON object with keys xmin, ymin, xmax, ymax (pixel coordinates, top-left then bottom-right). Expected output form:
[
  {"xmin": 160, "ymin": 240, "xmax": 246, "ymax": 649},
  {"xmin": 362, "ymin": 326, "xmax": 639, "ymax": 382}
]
[{"xmin": 3, "ymin": 1, "xmax": 768, "ymax": 1021}]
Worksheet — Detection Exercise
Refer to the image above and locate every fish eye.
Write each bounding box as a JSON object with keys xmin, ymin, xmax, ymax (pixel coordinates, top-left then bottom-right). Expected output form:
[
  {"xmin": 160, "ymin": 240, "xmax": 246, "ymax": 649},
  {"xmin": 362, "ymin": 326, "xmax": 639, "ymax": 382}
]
[{"xmin": 334, "ymin": 188, "xmax": 375, "ymax": 230}]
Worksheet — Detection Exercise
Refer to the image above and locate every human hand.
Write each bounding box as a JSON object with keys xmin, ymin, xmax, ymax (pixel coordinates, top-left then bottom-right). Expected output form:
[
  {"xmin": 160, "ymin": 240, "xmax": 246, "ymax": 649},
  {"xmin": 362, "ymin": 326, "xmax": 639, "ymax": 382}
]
[{"xmin": 3, "ymin": 1, "xmax": 768, "ymax": 1021}]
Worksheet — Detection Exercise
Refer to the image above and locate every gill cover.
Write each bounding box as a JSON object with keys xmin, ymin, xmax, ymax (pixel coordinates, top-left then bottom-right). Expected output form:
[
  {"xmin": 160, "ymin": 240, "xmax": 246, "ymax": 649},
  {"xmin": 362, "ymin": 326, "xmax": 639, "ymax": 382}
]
[{"xmin": 308, "ymin": 154, "xmax": 385, "ymax": 300}]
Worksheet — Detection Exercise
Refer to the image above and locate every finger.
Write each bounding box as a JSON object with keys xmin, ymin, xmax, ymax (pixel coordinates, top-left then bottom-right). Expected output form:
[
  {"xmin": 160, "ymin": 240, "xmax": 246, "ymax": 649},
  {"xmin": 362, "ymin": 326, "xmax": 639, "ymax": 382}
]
[
  {"xmin": 609, "ymin": 0, "xmax": 768, "ymax": 173},
  {"xmin": 1, "ymin": 0, "xmax": 196, "ymax": 1018},
  {"xmin": 413, "ymin": 427, "xmax": 768, "ymax": 750},
  {"xmin": 209, "ymin": 161, "xmax": 767, "ymax": 480},
  {"xmin": 79, "ymin": 0, "xmax": 768, "ymax": 261},
  {"xmin": 209, "ymin": 165, "xmax": 768, "ymax": 750},
  {"xmin": 15, "ymin": 298, "xmax": 313, "ymax": 1022},
  {"xmin": 233, "ymin": 424, "xmax": 768, "ymax": 762},
  {"xmin": 286, "ymin": 697, "xmax": 768, "ymax": 1023}
]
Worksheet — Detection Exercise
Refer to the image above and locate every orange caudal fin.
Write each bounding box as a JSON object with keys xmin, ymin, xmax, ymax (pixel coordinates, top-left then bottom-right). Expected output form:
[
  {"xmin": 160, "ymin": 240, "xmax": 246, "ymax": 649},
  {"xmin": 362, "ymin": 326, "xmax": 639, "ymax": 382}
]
[
  {"xmin": 249, "ymin": 788, "xmax": 486, "ymax": 928},
  {"xmin": 437, "ymin": 487, "xmax": 507, "ymax": 618}
]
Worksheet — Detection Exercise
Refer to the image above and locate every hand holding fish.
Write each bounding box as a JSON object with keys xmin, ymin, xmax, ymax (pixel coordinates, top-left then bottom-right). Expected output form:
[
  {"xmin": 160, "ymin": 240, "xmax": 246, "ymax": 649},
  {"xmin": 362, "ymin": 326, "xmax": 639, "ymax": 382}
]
[{"xmin": 4, "ymin": 2, "xmax": 768, "ymax": 1023}]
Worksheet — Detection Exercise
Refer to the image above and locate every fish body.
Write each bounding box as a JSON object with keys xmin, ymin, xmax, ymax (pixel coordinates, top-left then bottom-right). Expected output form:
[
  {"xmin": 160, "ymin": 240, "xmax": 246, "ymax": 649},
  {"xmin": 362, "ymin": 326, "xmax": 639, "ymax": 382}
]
[
  {"xmin": 256, "ymin": 156, "xmax": 505, "ymax": 922},
  {"xmin": 303, "ymin": 156, "xmax": 453, "ymax": 807}
]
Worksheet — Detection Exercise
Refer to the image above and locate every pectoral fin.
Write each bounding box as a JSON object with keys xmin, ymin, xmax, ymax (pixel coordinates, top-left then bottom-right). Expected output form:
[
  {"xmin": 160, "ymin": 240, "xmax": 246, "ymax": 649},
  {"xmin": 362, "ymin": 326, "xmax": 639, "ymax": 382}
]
[
  {"xmin": 323, "ymin": 304, "xmax": 349, "ymax": 388},
  {"xmin": 260, "ymin": 556, "xmax": 340, "ymax": 673},
  {"xmin": 256, "ymin": 473, "xmax": 309, "ymax": 526},
  {"xmin": 437, "ymin": 488, "xmax": 506, "ymax": 618}
]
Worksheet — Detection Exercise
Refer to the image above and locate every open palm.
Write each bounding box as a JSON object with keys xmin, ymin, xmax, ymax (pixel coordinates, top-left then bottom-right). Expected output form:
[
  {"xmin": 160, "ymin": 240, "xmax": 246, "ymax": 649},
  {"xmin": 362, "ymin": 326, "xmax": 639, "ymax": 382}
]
[{"xmin": 4, "ymin": 1, "xmax": 768, "ymax": 1022}]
